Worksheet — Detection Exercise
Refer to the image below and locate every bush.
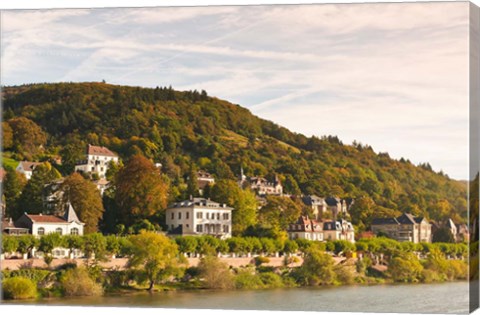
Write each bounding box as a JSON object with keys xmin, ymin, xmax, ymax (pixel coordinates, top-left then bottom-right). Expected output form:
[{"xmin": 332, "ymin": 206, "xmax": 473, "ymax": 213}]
[
  {"xmin": 254, "ymin": 256, "xmax": 270, "ymax": 267},
  {"xmin": 3, "ymin": 269, "xmax": 52, "ymax": 286},
  {"xmin": 388, "ymin": 253, "xmax": 423, "ymax": 282},
  {"xmin": 259, "ymin": 272, "xmax": 284, "ymax": 288},
  {"xmin": 60, "ymin": 267, "xmax": 103, "ymax": 296},
  {"xmin": 197, "ymin": 256, "xmax": 234, "ymax": 289},
  {"xmin": 295, "ymin": 248, "xmax": 336, "ymax": 286},
  {"xmin": 2, "ymin": 277, "xmax": 37, "ymax": 299},
  {"xmin": 334, "ymin": 265, "xmax": 355, "ymax": 284},
  {"xmin": 235, "ymin": 271, "xmax": 264, "ymax": 289}
]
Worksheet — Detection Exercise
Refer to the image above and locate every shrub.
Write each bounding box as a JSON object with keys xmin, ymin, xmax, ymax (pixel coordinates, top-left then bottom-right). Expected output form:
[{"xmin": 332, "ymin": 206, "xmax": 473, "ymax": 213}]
[
  {"xmin": 197, "ymin": 256, "xmax": 234, "ymax": 289},
  {"xmin": 334, "ymin": 265, "xmax": 355, "ymax": 284},
  {"xmin": 235, "ymin": 271, "xmax": 264, "ymax": 289},
  {"xmin": 295, "ymin": 248, "xmax": 336, "ymax": 286},
  {"xmin": 254, "ymin": 256, "xmax": 270, "ymax": 267},
  {"xmin": 388, "ymin": 253, "xmax": 423, "ymax": 282},
  {"xmin": 60, "ymin": 267, "xmax": 103, "ymax": 296},
  {"xmin": 259, "ymin": 272, "xmax": 284, "ymax": 288},
  {"xmin": 4, "ymin": 269, "xmax": 52, "ymax": 286},
  {"xmin": 2, "ymin": 277, "xmax": 37, "ymax": 299}
]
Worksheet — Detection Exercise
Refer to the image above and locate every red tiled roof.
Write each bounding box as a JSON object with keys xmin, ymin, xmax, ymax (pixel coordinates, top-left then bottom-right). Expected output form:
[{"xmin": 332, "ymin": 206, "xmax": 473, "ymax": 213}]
[
  {"xmin": 26, "ymin": 214, "xmax": 68, "ymax": 223},
  {"xmin": 87, "ymin": 145, "xmax": 117, "ymax": 157}
]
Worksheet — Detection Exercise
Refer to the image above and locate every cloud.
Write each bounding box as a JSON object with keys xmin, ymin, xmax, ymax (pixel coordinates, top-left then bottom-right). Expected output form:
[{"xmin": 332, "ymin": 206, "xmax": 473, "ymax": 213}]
[{"xmin": 0, "ymin": 2, "xmax": 470, "ymax": 179}]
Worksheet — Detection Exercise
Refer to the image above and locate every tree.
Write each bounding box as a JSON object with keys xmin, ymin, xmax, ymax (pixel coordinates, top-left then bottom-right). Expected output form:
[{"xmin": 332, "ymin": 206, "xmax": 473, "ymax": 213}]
[
  {"xmin": 348, "ymin": 195, "xmax": 376, "ymax": 228},
  {"xmin": 17, "ymin": 162, "xmax": 61, "ymax": 216},
  {"xmin": 60, "ymin": 173, "xmax": 104, "ymax": 233},
  {"xmin": 3, "ymin": 168, "xmax": 27, "ymax": 218},
  {"xmin": 8, "ymin": 117, "xmax": 47, "ymax": 158},
  {"xmin": 432, "ymin": 227, "xmax": 455, "ymax": 243},
  {"xmin": 83, "ymin": 233, "xmax": 107, "ymax": 261},
  {"xmin": 258, "ymin": 196, "xmax": 301, "ymax": 232},
  {"xmin": 2, "ymin": 121, "xmax": 13, "ymax": 150},
  {"xmin": 127, "ymin": 231, "xmax": 183, "ymax": 291},
  {"xmin": 210, "ymin": 179, "xmax": 258, "ymax": 235},
  {"xmin": 197, "ymin": 255, "xmax": 235, "ymax": 289},
  {"xmin": 284, "ymin": 174, "xmax": 301, "ymax": 195},
  {"xmin": 388, "ymin": 252, "xmax": 423, "ymax": 282},
  {"xmin": 186, "ymin": 165, "xmax": 199, "ymax": 198},
  {"xmin": 115, "ymin": 155, "xmax": 169, "ymax": 227},
  {"xmin": 296, "ymin": 248, "xmax": 336, "ymax": 285}
]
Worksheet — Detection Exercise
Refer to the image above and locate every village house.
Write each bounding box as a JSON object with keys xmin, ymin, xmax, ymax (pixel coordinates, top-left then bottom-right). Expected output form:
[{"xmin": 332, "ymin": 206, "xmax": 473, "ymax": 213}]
[
  {"xmin": 12, "ymin": 203, "xmax": 85, "ymax": 258},
  {"xmin": 371, "ymin": 213, "xmax": 432, "ymax": 243},
  {"xmin": 287, "ymin": 215, "xmax": 355, "ymax": 243},
  {"xmin": 238, "ymin": 168, "xmax": 283, "ymax": 196},
  {"xmin": 75, "ymin": 144, "xmax": 119, "ymax": 179},
  {"xmin": 287, "ymin": 216, "xmax": 324, "ymax": 241},
  {"xmin": 196, "ymin": 170, "xmax": 215, "ymax": 195},
  {"xmin": 432, "ymin": 218, "xmax": 469, "ymax": 243},
  {"xmin": 302, "ymin": 195, "xmax": 328, "ymax": 220},
  {"xmin": 323, "ymin": 219, "xmax": 356, "ymax": 243},
  {"xmin": 325, "ymin": 197, "xmax": 350, "ymax": 218},
  {"xmin": 166, "ymin": 198, "xmax": 233, "ymax": 239},
  {"xmin": 16, "ymin": 161, "xmax": 41, "ymax": 180}
]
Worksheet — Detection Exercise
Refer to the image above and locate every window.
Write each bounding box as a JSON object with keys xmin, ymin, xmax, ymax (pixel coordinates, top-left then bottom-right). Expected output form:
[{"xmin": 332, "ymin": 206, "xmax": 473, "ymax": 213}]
[
  {"xmin": 223, "ymin": 213, "xmax": 229, "ymax": 220},
  {"xmin": 186, "ymin": 212, "xmax": 190, "ymax": 219},
  {"xmin": 206, "ymin": 213, "xmax": 210, "ymax": 219},
  {"xmin": 91, "ymin": 167, "xmax": 95, "ymax": 171},
  {"xmin": 171, "ymin": 212, "xmax": 174, "ymax": 220},
  {"xmin": 70, "ymin": 228, "xmax": 79, "ymax": 235},
  {"xmin": 196, "ymin": 225, "xmax": 203, "ymax": 232},
  {"xmin": 186, "ymin": 224, "xmax": 190, "ymax": 228},
  {"xmin": 56, "ymin": 228, "xmax": 63, "ymax": 235},
  {"xmin": 196, "ymin": 212, "xmax": 203, "ymax": 219},
  {"xmin": 178, "ymin": 212, "xmax": 182, "ymax": 220},
  {"xmin": 171, "ymin": 225, "xmax": 174, "ymax": 230},
  {"xmin": 223, "ymin": 225, "xmax": 229, "ymax": 233},
  {"xmin": 217, "ymin": 213, "xmax": 220, "ymax": 220},
  {"xmin": 37, "ymin": 227, "xmax": 45, "ymax": 235}
]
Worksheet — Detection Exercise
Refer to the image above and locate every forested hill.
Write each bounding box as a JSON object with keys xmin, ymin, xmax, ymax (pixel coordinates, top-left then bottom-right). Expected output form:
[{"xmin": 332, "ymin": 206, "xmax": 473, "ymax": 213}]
[{"xmin": 1, "ymin": 82, "xmax": 467, "ymax": 224}]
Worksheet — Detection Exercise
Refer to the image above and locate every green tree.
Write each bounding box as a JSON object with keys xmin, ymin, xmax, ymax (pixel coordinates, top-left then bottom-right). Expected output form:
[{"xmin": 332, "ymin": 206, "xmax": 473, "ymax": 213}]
[
  {"xmin": 127, "ymin": 231, "xmax": 183, "ymax": 291},
  {"xmin": 259, "ymin": 196, "xmax": 301, "ymax": 232},
  {"xmin": 186, "ymin": 165, "xmax": 199, "ymax": 198},
  {"xmin": 388, "ymin": 252, "xmax": 423, "ymax": 282},
  {"xmin": 296, "ymin": 248, "xmax": 336, "ymax": 285},
  {"xmin": 197, "ymin": 255, "xmax": 235, "ymax": 289},
  {"xmin": 17, "ymin": 162, "xmax": 61, "ymax": 216},
  {"xmin": 3, "ymin": 168, "xmax": 27, "ymax": 218},
  {"xmin": 115, "ymin": 155, "xmax": 169, "ymax": 227},
  {"xmin": 83, "ymin": 233, "xmax": 107, "ymax": 261},
  {"xmin": 60, "ymin": 172, "xmax": 104, "ymax": 233}
]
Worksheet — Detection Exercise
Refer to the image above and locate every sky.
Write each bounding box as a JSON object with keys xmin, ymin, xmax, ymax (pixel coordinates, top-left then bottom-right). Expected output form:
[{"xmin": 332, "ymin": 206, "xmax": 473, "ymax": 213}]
[{"xmin": 0, "ymin": 2, "xmax": 470, "ymax": 179}]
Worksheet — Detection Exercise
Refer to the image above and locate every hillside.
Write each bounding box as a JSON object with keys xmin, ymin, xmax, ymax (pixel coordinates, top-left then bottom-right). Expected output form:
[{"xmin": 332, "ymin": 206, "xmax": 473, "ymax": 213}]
[{"xmin": 1, "ymin": 82, "xmax": 468, "ymax": 225}]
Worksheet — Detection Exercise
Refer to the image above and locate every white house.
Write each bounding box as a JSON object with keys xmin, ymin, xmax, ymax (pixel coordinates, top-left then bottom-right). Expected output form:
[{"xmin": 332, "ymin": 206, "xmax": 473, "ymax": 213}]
[
  {"xmin": 166, "ymin": 198, "xmax": 233, "ymax": 239},
  {"xmin": 14, "ymin": 203, "xmax": 85, "ymax": 258},
  {"xmin": 15, "ymin": 203, "xmax": 84, "ymax": 237},
  {"xmin": 75, "ymin": 144, "xmax": 119, "ymax": 179},
  {"xmin": 16, "ymin": 161, "xmax": 42, "ymax": 180},
  {"xmin": 323, "ymin": 219, "xmax": 356, "ymax": 243},
  {"xmin": 287, "ymin": 216, "xmax": 324, "ymax": 241}
]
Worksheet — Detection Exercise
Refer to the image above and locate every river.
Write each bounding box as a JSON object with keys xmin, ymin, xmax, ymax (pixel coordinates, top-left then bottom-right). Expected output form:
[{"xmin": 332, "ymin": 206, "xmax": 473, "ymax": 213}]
[{"xmin": 5, "ymin": 282, "xmax": 470, "ymax": 314}]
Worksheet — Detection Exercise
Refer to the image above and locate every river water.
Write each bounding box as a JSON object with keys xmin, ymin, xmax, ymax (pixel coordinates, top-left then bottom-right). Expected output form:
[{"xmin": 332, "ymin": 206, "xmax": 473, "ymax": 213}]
[{"xmin": 6, "ymin": 282, "xmax": 470, "ymax": 314}]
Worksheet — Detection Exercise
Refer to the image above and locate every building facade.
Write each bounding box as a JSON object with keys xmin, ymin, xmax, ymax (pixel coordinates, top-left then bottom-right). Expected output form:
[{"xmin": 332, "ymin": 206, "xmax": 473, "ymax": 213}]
[
  {"xmin": 371, "ymin": 213, "xmax": 432, "ymax": 243},
  {"xmin": 287, "ymin": 216, "xmax": 324, "ymax": 241},
  {"xmin": 166, "ymin": 198, "xmax": 233, "ymax": 239},
  {"xmin": 75, "ymin": 144, "xmax": 119, "ymax": 178},
  {"xmin": 323, "ymin": 219, "xmax": 356, "ymax": 243},
  {"xmin": 196, "ymin": 170, "xmax": 215, "ymax": 195}
]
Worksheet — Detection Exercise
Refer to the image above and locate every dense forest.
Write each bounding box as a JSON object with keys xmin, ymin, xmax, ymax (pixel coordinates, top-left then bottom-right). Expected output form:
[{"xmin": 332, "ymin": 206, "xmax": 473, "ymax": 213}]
[{"xmin": 1, "ymin": 82, "xmax": 468, "ymax": 230}]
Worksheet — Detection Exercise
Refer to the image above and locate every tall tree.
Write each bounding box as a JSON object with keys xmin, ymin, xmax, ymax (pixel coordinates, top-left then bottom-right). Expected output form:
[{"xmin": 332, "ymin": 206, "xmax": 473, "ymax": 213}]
[
  {"xmin": 3, "ymin": 168, "xmax": 27, "ymax": 218},
  {"xmin": 128, "ymin": 231, "xmax": 184, "ymax": 291},
  {"xmin": 186, "ymin": 165, "xmax": 199, "ymax": 198},
  {"xmin": 17, "ymin": 163, "xmax": 61, "ymax": 217},
  {"xmin": 259, "ymin": 196, "xmax": 301, "ymax": 232},
  {"xmin": 115, "ymin": 155, "xmax": 169, "ymax": 226},
  {"xmin": 60, "ymin": 172, "xmax": 104, "ymax": 233},
  {"xmin": 7, "ymin": 117, "xmax": 47, "ymax": 158},
  {"xmin": 210, "ymin": 179, "xmax": 258, "ymax": 235}
]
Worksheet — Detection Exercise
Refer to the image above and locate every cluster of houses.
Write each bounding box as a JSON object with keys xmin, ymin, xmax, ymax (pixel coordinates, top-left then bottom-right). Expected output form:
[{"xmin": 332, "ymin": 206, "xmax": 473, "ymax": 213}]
[{"xmin": 1, "ymin": 144, "xmax": 470, "ymax": 260}]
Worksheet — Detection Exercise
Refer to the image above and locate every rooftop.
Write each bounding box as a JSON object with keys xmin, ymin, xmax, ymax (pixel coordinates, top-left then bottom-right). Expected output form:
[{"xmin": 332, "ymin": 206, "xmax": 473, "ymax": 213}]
[{"xmin": 87, "ymin": 144, "xmax": 118, "ymax": 157}]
